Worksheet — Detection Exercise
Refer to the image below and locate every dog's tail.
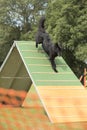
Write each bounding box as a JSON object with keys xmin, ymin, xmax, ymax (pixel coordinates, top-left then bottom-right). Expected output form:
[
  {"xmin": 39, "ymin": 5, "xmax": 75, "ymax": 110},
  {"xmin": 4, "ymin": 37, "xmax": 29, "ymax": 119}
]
[{"xmin": 38, "ymin": 16, "xmax": 46, "ymax": 31}]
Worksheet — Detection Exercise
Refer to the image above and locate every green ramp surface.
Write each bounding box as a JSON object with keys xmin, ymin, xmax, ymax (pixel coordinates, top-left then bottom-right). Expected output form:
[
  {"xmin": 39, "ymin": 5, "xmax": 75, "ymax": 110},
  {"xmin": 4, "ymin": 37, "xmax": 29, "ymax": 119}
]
[{"xmin": 16, "ymin": 41, "xmax": 82, "ymax": 87}]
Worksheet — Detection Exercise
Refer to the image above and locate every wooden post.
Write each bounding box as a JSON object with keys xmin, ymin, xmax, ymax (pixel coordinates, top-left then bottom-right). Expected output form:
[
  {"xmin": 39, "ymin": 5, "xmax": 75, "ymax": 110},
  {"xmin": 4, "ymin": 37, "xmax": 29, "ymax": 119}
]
[{"xmin": 84, "ymin": 68, "xmax": 86, "ymax": 88}]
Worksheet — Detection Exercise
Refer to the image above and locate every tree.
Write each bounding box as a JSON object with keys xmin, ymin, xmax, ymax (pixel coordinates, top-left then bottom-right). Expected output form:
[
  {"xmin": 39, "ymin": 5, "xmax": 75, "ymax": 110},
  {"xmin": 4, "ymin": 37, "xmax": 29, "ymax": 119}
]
[
  {"xmin": 0, "ymin": 0, "xmax": 48, "ymax": 64},
  {"xmin": 46, "ymin": 0, "xmax": 87, "ymax": 77}
]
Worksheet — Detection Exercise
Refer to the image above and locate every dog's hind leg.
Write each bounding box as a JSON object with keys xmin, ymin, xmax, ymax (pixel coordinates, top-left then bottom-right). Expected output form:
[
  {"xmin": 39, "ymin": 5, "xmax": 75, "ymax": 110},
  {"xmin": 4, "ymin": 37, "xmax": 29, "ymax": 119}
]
[
  {"xmin": 50, "ymin": 58, "xmax": 58, "ymax": 73},
  {"xmin": 36, "ymin": 42, "xmax": 38, "ymax": 48}
]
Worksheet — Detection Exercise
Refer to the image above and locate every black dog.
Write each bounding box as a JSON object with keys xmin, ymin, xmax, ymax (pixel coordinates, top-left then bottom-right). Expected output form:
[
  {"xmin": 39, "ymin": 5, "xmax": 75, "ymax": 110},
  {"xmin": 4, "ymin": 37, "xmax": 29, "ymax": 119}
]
[
  {"xmin": 35, "ymin": 16, "xmax": 46, "ymax": 48},
  {"xmin": 35, "ymin": 16, "xmax": 62, "ymax": 72},
  {"xmin": 42, "ymin": 33, "xmax": 62, "ymax": 72}
]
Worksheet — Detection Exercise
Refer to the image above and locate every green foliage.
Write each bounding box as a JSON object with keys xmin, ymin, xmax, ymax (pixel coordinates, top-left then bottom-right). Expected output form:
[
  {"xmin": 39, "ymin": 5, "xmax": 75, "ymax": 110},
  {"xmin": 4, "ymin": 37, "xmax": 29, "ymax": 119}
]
[
  {"xmin": 20, "ymin": 28, "xmax": 36, "ymax": 41},
  {"xmin": 0, "ymin": 24, "xmax": 20, "ymax": 62},
  {"xmin": 0, "ymin": 0, "xmax": 48, "ymax": 64},
  {"xmin": 46, "ymin": 0, "xmax": 87, "ymax": 77}
]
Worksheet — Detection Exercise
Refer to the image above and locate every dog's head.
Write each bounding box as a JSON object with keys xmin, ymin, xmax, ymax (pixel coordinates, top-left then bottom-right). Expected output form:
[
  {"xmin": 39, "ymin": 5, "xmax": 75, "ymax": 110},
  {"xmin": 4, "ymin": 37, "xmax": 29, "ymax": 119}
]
[{"xmin": 55, "ymin": 43, "xmax": 62, "ymax": 56}]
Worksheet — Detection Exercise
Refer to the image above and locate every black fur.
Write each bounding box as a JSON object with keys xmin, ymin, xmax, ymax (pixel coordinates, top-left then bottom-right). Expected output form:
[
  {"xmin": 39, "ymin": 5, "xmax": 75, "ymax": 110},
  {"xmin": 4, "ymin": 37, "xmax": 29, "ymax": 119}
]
[
  {"xmin": 35, "ymin": 16, "xmax": 46, "ymax": 48},
  {"xmin": 35, "ymin": 16, "xmax": 62, "ymax": 72}
]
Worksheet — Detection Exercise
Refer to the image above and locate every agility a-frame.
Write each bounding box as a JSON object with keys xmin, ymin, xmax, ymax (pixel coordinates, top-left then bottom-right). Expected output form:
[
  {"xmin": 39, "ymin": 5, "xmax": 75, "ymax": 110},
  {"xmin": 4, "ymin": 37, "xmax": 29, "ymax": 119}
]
[{"xmin": 1, "ymin": 41, "xmax": 87, "ymax": 123}]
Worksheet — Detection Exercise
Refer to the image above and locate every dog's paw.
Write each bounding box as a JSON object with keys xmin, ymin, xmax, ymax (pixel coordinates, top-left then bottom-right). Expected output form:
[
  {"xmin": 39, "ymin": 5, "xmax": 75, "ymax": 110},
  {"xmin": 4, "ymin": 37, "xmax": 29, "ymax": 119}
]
[
  {"xmin": 36, "ymin": 44, "xmax": 38, "ymax": 48},
  {"xmin": 54, "ymin": 69, "xmax": 58, "ymax": 73},
  {"xmin": 55, "ymin": 70, "xmax": 58, "ymax": 73}
]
